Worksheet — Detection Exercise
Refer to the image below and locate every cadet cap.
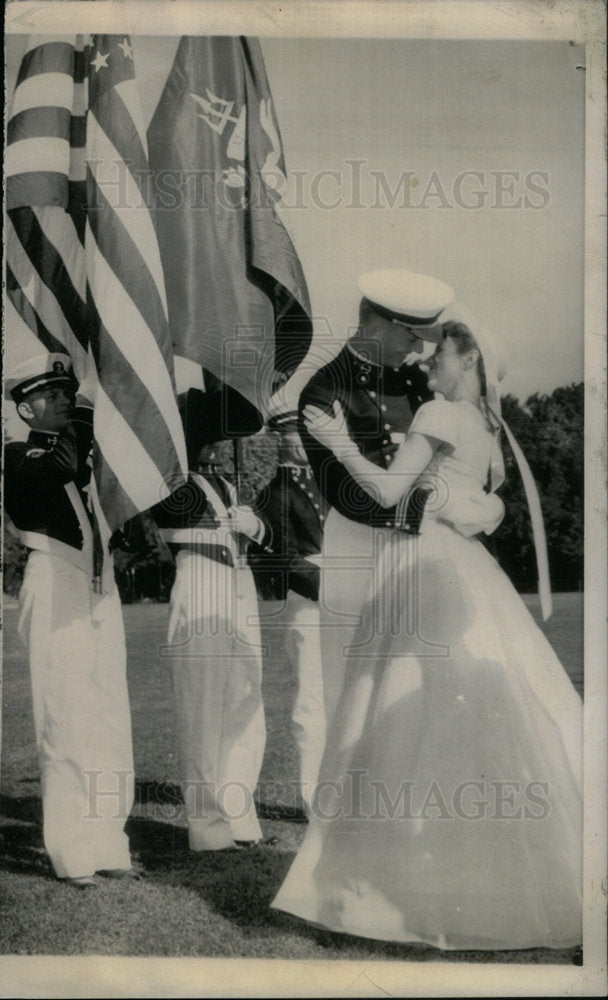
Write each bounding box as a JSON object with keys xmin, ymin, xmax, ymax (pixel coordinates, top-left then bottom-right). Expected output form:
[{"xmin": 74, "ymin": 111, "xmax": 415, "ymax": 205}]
[{"xmin": 6, "ymin": 353, "xmax": 74, "ymax": 403}]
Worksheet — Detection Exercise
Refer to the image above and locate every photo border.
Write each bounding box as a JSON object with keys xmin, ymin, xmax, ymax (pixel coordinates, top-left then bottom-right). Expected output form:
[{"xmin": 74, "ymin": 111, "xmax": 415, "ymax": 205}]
[{"xmin": 3, "ymin": 1, "xmax": 606, "ymax": 996}]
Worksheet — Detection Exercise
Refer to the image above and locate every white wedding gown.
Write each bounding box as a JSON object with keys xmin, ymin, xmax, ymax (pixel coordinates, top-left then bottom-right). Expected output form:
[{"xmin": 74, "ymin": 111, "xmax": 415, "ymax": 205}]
[{"xmin": 272, "ymin": 399, "xmax": 582, "ymax": 951}]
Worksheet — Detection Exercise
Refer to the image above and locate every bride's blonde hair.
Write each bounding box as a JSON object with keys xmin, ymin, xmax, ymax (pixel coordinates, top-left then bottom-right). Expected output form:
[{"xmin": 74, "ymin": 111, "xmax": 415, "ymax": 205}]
[{"xmin": 442, "ymin": 320, "xmax": 487, "ymax": 395}]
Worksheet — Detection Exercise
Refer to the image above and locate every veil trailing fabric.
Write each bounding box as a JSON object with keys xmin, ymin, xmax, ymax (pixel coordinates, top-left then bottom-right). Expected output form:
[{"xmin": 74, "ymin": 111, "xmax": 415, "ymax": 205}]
[{"xmin": 440, "ymin": 304, "xmax": 552, "ymax": 621}]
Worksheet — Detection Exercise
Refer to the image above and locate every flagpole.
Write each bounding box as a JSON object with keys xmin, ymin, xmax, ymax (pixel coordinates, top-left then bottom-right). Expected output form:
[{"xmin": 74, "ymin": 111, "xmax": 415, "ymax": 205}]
[{"xmin": 231, "ymin": 436, "xmax": 241, "ymax": 488}]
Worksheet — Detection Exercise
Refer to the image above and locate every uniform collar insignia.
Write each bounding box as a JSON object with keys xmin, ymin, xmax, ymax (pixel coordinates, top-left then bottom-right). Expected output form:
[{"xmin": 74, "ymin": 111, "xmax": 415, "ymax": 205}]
[
  {"xmin": 346, "ymin": 343, "xmax": 420, "ymax": 379},
  {"xmin": 346, "ymin": 343, "xmax": 383, "ymax": 370},
  {"xmin": 283, "ymin": 463, "xmax": 313, "ymax": 480},
  {"xmin": 29, "ymin": 428, "xmax": 59, "ymax": 448}
]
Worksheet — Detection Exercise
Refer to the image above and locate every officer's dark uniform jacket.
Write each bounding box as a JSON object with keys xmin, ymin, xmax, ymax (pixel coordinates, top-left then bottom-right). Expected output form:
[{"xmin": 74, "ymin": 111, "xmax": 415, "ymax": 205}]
[
  {"xmin": 298, "ymin": 344, "xmax": 433, "ymax": 532},
  {"xmin": 251, "ymin": 463, "xmax": 329, "ymax": 603},
  {"xmin": 151, "ymin": 385, "xmax": 271, "ymax": 567},
  {"xmin": 4, "ymin": 406, "xmax": 97, "ymax": 574}
]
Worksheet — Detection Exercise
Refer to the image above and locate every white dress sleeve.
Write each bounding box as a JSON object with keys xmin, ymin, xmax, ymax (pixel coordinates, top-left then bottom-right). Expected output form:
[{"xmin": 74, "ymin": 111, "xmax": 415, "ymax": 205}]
[
  {"xmin": 408, "ymin": 399, "xmax": 459, "ymax": 448},
  {"xmin": 410, "ymin": 401, "xmax": 505, "ymax": 536}
]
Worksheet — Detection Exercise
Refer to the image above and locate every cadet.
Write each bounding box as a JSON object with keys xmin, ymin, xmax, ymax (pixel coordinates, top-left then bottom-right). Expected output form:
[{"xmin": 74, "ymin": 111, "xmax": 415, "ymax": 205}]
[
  {"xmin": 153, "ymin": 378, "xmax": 272, "ymax": 851},
  {"xmin": 4, "ymin": 354, "xmax": 136, "ymax": 888},
  {"xmin": 252, "ymin": 410, "xmax": 329, "ymax": 811}
]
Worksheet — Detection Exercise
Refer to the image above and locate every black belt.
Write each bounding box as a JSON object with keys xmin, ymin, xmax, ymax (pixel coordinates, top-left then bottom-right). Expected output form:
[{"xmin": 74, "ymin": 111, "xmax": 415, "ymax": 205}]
[{"xmin": 169, "ymin": 542, "xmax": 235, "ymax": 568}]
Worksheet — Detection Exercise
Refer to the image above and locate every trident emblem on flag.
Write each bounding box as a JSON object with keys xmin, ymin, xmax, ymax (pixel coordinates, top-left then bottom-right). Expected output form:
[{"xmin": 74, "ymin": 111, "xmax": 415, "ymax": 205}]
[
  {"xmin": 190, "ymin": 89, "xmax": 248, "ymax": 206},
  {"xmin": 189, "ymin": 90, "xmax": 240, "ymax": 135}
]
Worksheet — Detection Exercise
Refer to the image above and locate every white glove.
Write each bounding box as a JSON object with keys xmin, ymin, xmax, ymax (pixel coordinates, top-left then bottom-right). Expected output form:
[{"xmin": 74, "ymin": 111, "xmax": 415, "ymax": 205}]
[
  {"xmin": 303, "ymin": 401, "xmax": 358, "ymax": 461},
  {"xmin": 444, "ymin": 490, "xmax": 505, "ymax": 538},
  {"xmin": 228, "ymin": 504, "xmax": 264, "ymax": 542}
]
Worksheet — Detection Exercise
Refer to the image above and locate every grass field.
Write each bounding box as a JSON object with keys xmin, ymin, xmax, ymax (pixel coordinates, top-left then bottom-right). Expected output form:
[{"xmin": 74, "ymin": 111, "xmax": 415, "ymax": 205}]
[{"xmin": 1, "ymin": 593, "xmax": 583, "ymax": 964}]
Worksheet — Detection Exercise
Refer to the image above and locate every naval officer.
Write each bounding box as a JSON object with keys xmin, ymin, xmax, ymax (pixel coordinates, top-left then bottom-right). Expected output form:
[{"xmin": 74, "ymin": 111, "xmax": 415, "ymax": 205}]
[
  {"xmin": 298, "ymin": 269, "xmax": 455, "ymax": 727},
  {"xmin": 4, "ymin": 354, "xmax": 136, "ymax": 888}
]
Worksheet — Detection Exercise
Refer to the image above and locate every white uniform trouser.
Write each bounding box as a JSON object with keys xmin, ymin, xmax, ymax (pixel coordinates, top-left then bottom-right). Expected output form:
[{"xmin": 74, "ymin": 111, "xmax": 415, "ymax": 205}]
[
  {"xmin": 18, "ymin": 551, "xmax": 134, "ymax": 879},
  {"xmin": 166, "ymin": 551, "xmax": 266, "ymax": 849},
  {"xmin": 320, "ymin": 509, "xmax": 397, "ymax": 728},
  {"xmin": 264, "ymin": 590, "xmax": 325, "ymax": 810}
]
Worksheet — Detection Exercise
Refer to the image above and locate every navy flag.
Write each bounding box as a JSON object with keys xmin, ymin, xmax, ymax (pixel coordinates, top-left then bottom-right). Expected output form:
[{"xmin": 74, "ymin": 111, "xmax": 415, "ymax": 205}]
[{"xmin": 147, "ymin": 36, "xmax": 312, "ymax": 417}]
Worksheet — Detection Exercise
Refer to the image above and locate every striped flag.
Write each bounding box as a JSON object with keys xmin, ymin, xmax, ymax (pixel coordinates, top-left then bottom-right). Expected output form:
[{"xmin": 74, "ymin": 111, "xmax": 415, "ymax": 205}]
[
  {"xmin": 6, "ymin": 36, "xmax": 89, "ymax": 379},
  {"xmin": 147, "ymin": 36, "xmax": 312, "ymax": 415},
  {"xmin": 6, "ymin": 34, "xmax": 188, "ymax": 531},
  {"xmin": 85, "ymin": 34, "xmax": 187, "ymax": 524}
]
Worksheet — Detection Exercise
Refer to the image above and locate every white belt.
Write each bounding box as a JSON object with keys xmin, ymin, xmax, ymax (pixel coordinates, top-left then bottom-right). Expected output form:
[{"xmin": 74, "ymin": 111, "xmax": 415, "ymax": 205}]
[{"xmin": 17, "ymin": 530, "xmax": 92, "ymax": 576}]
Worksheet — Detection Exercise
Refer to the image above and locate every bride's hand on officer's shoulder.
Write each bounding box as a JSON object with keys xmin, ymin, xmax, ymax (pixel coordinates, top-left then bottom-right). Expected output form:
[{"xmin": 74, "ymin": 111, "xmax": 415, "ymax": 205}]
[{"xmin": 303, "ymin": 402, "xmax": 347, "ymax": 444}]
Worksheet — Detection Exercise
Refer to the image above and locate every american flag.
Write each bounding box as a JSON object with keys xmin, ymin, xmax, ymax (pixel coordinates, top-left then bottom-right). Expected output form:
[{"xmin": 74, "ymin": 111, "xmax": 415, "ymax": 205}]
[{"xmin": 6, "ymin": 34, "xmax": 188, "ymax": 532}]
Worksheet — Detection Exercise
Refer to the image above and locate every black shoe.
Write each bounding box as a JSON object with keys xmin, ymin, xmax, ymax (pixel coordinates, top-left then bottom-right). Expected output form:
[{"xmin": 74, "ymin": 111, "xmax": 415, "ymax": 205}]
[
  {"xmin": 191, "ymin": 843, "xmax": 247, "ymax": 853},
  {"xmin": 234, "ymin": 836, "xmax": 280, "ymax": 849},
  {"xmin": 97, "ymin": 866, "xmax": 145, "ymax": 881}
]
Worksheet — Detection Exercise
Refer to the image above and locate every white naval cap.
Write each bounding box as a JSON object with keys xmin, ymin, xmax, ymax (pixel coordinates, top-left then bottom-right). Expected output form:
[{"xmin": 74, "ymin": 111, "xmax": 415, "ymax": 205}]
[
  {"xmin": 358, "ymin": 269, "xmax": 455, "ymax": 332},
  {"xmin": 5, "ymin": 353, "xmax": 75, "ymax": 403}
]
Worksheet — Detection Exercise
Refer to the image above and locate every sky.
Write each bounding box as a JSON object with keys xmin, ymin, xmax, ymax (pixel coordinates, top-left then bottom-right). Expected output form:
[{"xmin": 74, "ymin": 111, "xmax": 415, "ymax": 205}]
[
  {"xmin": 261, "ymin": 37, "xmax": 586, "ymax": 403},
  {"xmin": 5, "ymin": 32, "xmax": 586, "ymax": 405}
]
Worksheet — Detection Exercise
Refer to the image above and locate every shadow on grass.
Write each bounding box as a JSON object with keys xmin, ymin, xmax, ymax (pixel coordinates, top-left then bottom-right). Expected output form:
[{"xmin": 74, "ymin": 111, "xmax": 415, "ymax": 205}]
[
  {"xmin": 1, "ymin": 792, "xmax": 584, "ymax": 966},
  {"xmin": 0, "ymin": 793, "xmax": 53, "ymax": 880},
  {"xmin": 125, "ymin": 815, "xmax": 337, "ymax": 946},
  {"xmin": 123, "ymin": 812, "xmax": 583, "ymax": 965}
]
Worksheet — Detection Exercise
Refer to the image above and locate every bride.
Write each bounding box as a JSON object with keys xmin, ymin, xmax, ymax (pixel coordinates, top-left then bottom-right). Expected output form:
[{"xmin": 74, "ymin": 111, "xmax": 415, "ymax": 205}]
[{"xmin": 271, "ymin": 319, "xmax": 582, "ymax": 951}]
